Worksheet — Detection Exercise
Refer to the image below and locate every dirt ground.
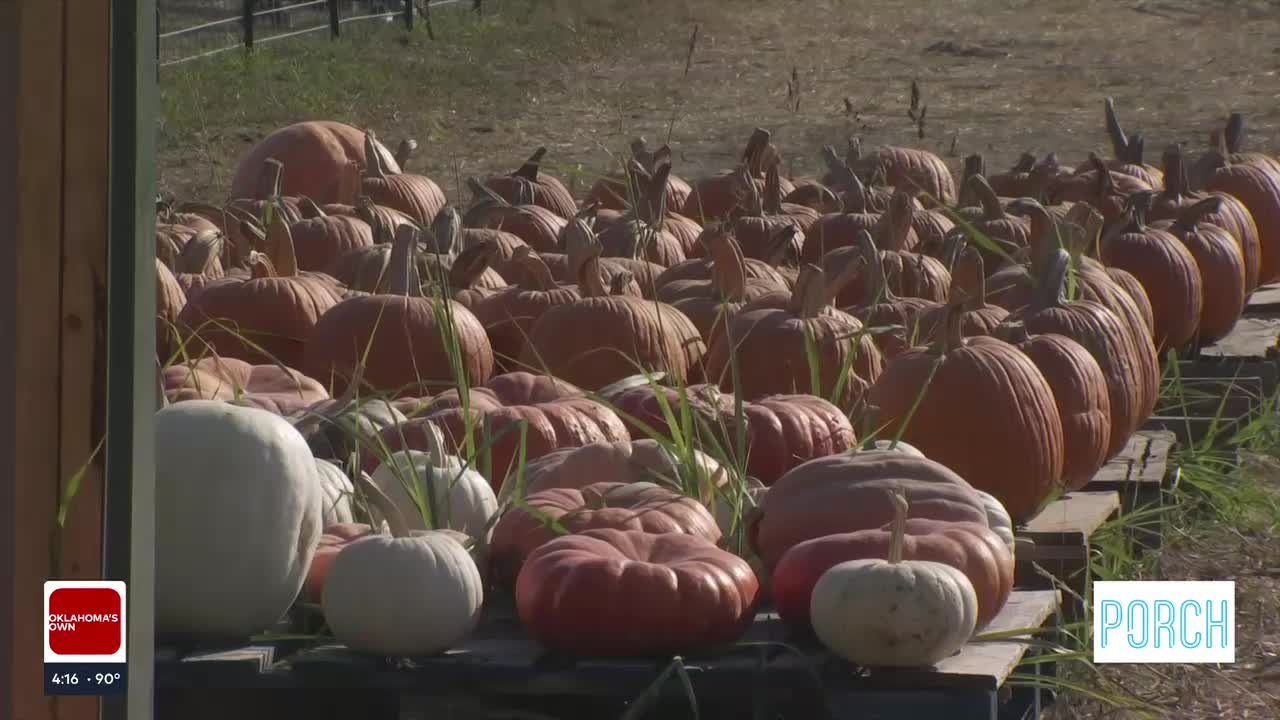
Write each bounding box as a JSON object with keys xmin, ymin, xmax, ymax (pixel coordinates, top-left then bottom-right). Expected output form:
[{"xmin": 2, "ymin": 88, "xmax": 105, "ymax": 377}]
[
  {"xmin": 155, "ymin": 0, "xmax": 1280, "ymax": 716},
  {"xmin": 158, "ymin": 0, "xmax": 1280, "ymax": 203}
]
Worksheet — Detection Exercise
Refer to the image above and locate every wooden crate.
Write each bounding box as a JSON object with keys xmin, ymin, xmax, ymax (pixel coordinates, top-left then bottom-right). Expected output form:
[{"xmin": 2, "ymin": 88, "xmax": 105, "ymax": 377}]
[
  {"xmin": 155, "ymin": 591, "xmax": 1062, "ymax": 720},
  {"xmin": 1146, "ymin": 375, "xmax": 1266, "ymax": 447},
  {"xmin": 1084, "ymin": 430, "xmax": 1179, "ymax": 551},
  {"xmin": 1014, "ymin": 491, "xmax": 1119, "ymax": 622}
]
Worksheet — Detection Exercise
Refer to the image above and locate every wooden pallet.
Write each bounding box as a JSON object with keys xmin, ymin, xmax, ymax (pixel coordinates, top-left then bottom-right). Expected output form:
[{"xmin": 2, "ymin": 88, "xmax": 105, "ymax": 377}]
[
  {"xmin": 1014, "ymin": 491, "xmax": 1119, "ymax": 622},
  {"xmin": 1243, "ymin": 281, "xmax": 1280, "ymax": 317},
  {"xmin": 1197, "ymin": 317, "xmax": 1280, "ymax": 363},
  {"xmin": 155, "ymin": 591, "xmax": 1061, "ymax": 720},
  {"xmin": 1084, "ymin": 430, "xmax": 1178, "ymax": 551},
  {"xmin": 1146, "ymin": 375, "xmax": 1266, "ymax": 447}
]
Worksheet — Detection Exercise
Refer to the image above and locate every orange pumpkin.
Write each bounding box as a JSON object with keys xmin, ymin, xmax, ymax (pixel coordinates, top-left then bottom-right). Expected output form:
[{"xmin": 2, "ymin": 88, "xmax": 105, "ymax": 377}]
[{"xmin": 229, "ymin": 121, "xmax": 401, "ymax": 203}]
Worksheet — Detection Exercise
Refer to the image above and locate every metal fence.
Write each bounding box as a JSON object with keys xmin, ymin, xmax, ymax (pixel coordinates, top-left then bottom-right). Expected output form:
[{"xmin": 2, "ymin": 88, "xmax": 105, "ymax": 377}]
[{"xmin": 158, "ymin": 0, "xmax": 485, "ymax": 69}]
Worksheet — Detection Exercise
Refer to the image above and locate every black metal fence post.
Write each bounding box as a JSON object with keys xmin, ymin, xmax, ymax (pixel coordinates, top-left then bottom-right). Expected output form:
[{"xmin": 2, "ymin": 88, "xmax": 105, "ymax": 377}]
[
  {"xmin": 473, "ymin": 0, "xmax": 483, "ymax": 15},
  {"xmin": 154, "ymin": 5, "xmax": 160, "ymax": 80},
  {"xmin": 242, "ymin": 0, "xmax": 255, "ymax": 50},
  {"xmin": 404, "ymin": 0, "xmax": 415, "ymax": 31},
  {"xmin": 328, "ymin": 0, "xmax": 340, "ymax": 39}
]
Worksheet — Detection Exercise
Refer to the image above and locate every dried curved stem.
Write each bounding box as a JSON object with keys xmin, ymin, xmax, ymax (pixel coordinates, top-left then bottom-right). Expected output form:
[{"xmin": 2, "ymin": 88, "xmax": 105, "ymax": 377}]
[
  {"xmin": 254, "ymin": 158, "xmax": 285, "ymax": 201},
  {"xmin": 1104, "ymin": 97, "xmax": 1129, "ymax": 161},
  {"xmin": 967, "ymin": 174, "xmax": 1005, "ymax": 221},
  {"xmin": 248, "ymin": 251, "xmax": 277, "ymax": 280},
  {"xmin": 388, "ymin": 224, "xmax": 423, "ymax": 297},
  {"xmin": 297, "ymin": 196, "xmax": 326, "ymax": 219},
  {"xmin": 430, "ymin": 207, "xmax": 463, "ymax": 261},
  {"xmin": 877, "ymin": 191, "xmax": 915, "ymax": 251},
  {"xmin": 363, "ymin": 131, "xmax": 389, "ymax": 180},
  {"xmin": 355, "ymin": 471, "xmax": 412, "ymax": 539},
  {"xmin": 448, "ymin": 240, "xmax": 498, "ymax": 290},
  {"xmin": 710, "ymin": 233, "xmax": 748, "ymax": 302},
  {"xmin": 565, "ymin": 220, "xmax": 607, "ymax": 297},
  {"xmin": 855, "ymin": 230, "xmax": 892, "ymax": 303},
  {"xmin": 512, "ymin": 246, "xmax": 557, "ymax": 292},
  {"xmin": 395, "ymin": 139, "xmax": 418, "ymax": 170},
  {"xmin": 176, "ymin": 230, "xmax": 226, "ymax": 275},
  {"xmin": 514, "ymin": 147, "xmax": 547, "ymax": 181},
  {"xmin": 789, "ymin": 264, "xmax": 827, "ymax": 317},
  {"xmin": 265, "ymin": 206, "xmax": 300, "ymax": 277},
  {"xmin": 1174, "ymin": 195, "xmax": 1223, "ymax": 231},
  {"xmin": 887, "ymin": 490, "xmax": 909, "ymax": 564}
]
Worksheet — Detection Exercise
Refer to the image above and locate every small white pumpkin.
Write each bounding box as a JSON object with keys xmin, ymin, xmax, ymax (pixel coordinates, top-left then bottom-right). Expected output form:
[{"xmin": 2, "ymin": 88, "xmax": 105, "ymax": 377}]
[
  {"xmin": 323, "ymin": 475, "xmax": 484, "ymax": 656},
  {"xmin": 155, "ymin": 400, "xmax": 323, "ymax": 639},
  {"xmin": 973, "ymin": 489, "xmax": 1016, "ymax": 556},
  {"xmin": 370, "ymin": 421, "xmax": 497, "ymax": 542},
  {"xmin": 315, "ymin": 459, "xmax": 356, "ymax": 527},
  {"xmin": 810, "ymin": 490, "xmax": 979, "ymax": 668}
]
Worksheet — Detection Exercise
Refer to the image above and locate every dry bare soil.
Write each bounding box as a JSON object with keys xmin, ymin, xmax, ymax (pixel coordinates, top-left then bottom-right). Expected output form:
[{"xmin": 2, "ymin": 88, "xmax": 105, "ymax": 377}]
[{"xmin": 157, "ymin": 0, "xmax": 1280, "ymax": 717}]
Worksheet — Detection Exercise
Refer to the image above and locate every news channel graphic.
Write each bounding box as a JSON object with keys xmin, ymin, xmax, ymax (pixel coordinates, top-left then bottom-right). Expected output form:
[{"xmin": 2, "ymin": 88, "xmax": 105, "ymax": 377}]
[
  {"xmin": 1093, "ymin": 581, "xmax": 1235, "ymax": 664},
  {"xmin": 44, "ymin": 580, "xmax": 128, "ymax": 696}
]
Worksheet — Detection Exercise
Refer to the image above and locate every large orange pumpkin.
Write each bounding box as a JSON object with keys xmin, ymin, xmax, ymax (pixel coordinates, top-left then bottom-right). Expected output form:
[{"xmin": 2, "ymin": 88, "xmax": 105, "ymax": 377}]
[
  {"xmin": 866, "ymin": 300, "xmax": 1065, "ymax": 521},
  {"xmin": 229, "ymin": 121, "xmax": 401, "ymax": 204}
]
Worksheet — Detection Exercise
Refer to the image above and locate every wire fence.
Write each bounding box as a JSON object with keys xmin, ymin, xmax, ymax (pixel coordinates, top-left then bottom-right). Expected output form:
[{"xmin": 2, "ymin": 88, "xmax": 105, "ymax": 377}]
[{"xmin": 157, "ymin": 0, "xmax": 485, "ymax": 69}]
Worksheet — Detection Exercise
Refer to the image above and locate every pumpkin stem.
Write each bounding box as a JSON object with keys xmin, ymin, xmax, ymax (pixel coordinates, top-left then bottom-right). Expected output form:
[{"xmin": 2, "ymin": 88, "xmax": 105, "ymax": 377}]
[
  {"xmin": 1012, "ymin": 152, "xmax": 1037, "ymax": 173},
  {"xmin": 356, "ymin": 197, "xmax": 393, "ymax": 244},
  {"xmin": 512, "ymin": 246, "xmax": 557, "ymax": 291},
  {"xmin": 1160, "ymin": 144, "xmax": 1189, "ymax": 198},
  {"xmin": 466, "ymin": 177, "xmax": 511, "ymax": 208},
  {"xmin": 736, "ymin": 165, "xmax": 763, "ymax": 217},
  {"xmin": 710, "ymin": 233, "xmax": 749, "ymax": 302},
  {"xmin": 448, "ymin": 239, "xmax": 498, "ymax": 291},
  {"xmin": 1088, "ymin": 153, "xmax": 1115, "ymax": 200},
  {"xmin": 1103, "ymin": 97, "xmax": 1129, "ymax": 161},
  {"xmin": 887, "ymin": 489, "xmax": 908, "ymax": 564},
  {"xmin": 642, "ymin": 161, "xmax": 672, "ymax": 225},
  {"xmin": 514, "ymin": 147, "xmax": 547, "ymax": 181},
  {"xmin": 820, "ymin": 145, "xmax": 856, "ymax": 188},
  {"xmin": 855, "ymin": 230, "xmax": 893, "ymax": 304},
  {"xmin": 934, "ymin": 296, "xmax": 968, "ymax": 354},
  {"xmin": 609, "ymin": 270, "xmax": 636, "ymax": 296},
  {"xmin": 234, "ymin": 218, "xmax": 266, "ymax": 266},
  {"xmin": 762, "ymin": 160, "xmax": 784, "ymax": 215},
  {"xmin": 297, "ymin": 196, "xmax": 326, "ymax": 220},
  {"xmin": 566, "ymin": 219, "xmax": 607, "ymax": 297},
  {"xmin": 1009, "ymin": 199, "xmax": 1056, "ymax": 277},
  {"xmin": 790, "ymin": 264, "xmax": 827, "ymax": 317},
  {"xmin": 247, "ymin": 251, "xmax": 277, "ymax": 279},
  {"xmin": 363, "ymin": 131, "xmax": 389, "ymax": 180},
  {"xmin": 254, "ymin": 158, "xmax": 285, "ymax": 201},
  {"xmin": 176, "ymin": 229, "xmax": 226, "ymax": 276},
  {"xmin": 1033, "ymin": 248, "xmax": 1072, "ymax": 311},
  {"xmin": 1224, "ymin": 112, "xmax": 1245, "ymax": 154},
  {"xmin": 1062, "ymin": 202, "xmax": 1104, "ymax": 259},
  {"xmin": 1174, "ymin": 195, "xmax": 1222, "ymax": 231},
  {"xmin": 958, "ymin": 154, "xmax": 986, "ymax": 207},
  {"xmin": 265, "ymin": 206, "xmax": 300, "ymax": 277},
  {"xmin": 967, "ymin": 174, "xmax": 1005, "ymax": 221},
  {"xmin": 954, "ymin": 247, "xmax": 986, "ymax": 311},
  {"xmin": 767, "ymin": 225, "xmax": 802, "ymax": 269},
  {"xmin": 877, "ymin": 191, "xmax": 915, "ymax": 252},
  {"xmin": 845, "ymin": 136, "xmax": 862, "ymax": 166},
  {"xmin": 430, "ymin": 207, "xmax": 463, "ymax": 262},
  {"xmin": 335, "ymin": 161, "xmax": 362, "ymax": 206},
  {"xmin": 354, "ymin": 472, "xmax": 412, "ymax": 539},
  {"xmin": 629, "ymin": 137, "xmax": 653, "ymax": 172},
  {"xmin": 388, "ymin": 224, "xmax": 423, "ymax": 297},
  {"xmin": 395, "ymin": 138, "xmax": 418, "ymax": 170},
  {"xmin": 742, "ymin": 128, "xmax": 772, "ymax": 175}
]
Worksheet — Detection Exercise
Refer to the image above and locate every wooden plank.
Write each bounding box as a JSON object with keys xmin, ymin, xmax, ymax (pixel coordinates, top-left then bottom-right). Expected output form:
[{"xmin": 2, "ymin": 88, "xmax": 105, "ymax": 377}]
[
  {"xmin": 1244, "ymin": 281, "xmax": 1280, "ymax": 316},
  {"xmin": 0, "ymin": 0, "xmax": 15, "ymax": 709},
  {"xmin": 1198, "ymin": 318, "xmax": 1280, "ymax": 362},
  {"xmin": 59, "ymin": 0, "xmax": 111, "ymax": 586},
  {"xmin": 1018, "ymin": 491, "xmax": 1121, "ymax": 548},
  {"xmin": 10, "ymin": 1, "xmax": 68, "ymax": 719}
]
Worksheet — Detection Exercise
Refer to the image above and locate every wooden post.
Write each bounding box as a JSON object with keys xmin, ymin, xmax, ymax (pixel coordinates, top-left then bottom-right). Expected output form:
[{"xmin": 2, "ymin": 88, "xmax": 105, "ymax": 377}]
[
  {"xmin": 404, "ymin": 0, "xmax": 414, "ymax": 31},
  {"xmin": 5, "ymin": 1, "xmax": 156, "ymax": 719},
  {"xmin": 473, "ymin": 0, "xmax": 483, "ymax": 15},
  {"xmin": 243, "ymin": 0, "xmax": 255, "ymax": 50},
  {"xmin": 328, "ymin": 0, "xmax": 340, "ymax": 39}
]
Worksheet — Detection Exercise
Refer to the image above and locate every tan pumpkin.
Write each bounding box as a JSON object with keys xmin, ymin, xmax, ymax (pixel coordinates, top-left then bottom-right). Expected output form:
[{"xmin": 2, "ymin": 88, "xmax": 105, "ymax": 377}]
[
  {"xmin": 659, "ymin": 233, "xmax": 787, "ymax": 341},
  {"xmin": 730, "ymin": 161, "xmax": 821, "ymax": 260},
  {"xmin": 463, "ymin": 178, "xmax": 567, "ymax": 253},
  {"xmin": 480, "ymin": 147, "xmax": 579, "ymax": 220},
  {"xmin": 357, "ymin": 131, "xmax": 447, "ymax": 227},
  {"xmin": 163, "ymin": 355, "xmax": 329, "ymax": 415},
  {"xmin": 1151, "ymin": 196, "xmax": 1246, "ymax": 345},
  {"xmin": 229, "ymin": 120, "xmax": 401, "ymax": 203}
]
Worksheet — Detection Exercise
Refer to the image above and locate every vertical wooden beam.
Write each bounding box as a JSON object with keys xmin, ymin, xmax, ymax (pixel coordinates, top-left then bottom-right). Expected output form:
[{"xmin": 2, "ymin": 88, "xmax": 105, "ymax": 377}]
[
  {"xmin": 11, "ymin": 0, "xmax": 68, "ymax": 718},
  {"xmin": 0, "ymin": 0, "xmax": 18, "ymax": 711},
  {"xmin": 103, "ymin": 0, "xmax": 159, "ymax": 718}
]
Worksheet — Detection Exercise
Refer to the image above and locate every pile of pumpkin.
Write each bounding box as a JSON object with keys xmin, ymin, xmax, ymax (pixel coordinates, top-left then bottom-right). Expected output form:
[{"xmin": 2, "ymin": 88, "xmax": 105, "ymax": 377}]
[{"xmin": 152, "ymin": 102, "xmax": 1279, "ymax": 667}]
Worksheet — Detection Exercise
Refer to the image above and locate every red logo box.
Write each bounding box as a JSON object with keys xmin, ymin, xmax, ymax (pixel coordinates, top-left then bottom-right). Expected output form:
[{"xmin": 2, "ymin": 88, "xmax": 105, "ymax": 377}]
[{"xmin": 47, "ymin": 587, "xmax": 122, "ymax": 656}]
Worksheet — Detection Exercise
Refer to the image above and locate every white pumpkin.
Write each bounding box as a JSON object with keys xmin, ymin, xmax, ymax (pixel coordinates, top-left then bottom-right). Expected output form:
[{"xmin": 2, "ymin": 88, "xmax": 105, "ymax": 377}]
[
  {"xmin": 973, "ymin": 489, "xmax": 1016, "ymax": 556},
  {"xmin": 711, "ymin": 477, "xmax": 768, "ymax": 543},
  {"xmin": 323, "ymin": 476, "xmax": 484, "ymax": 656},
  {"xmin": 370, "ymin": 422, "xmax": 497, "ymax": 541},
  {"xmin": 810, "ymin": 490, "xmax": 979, "ymax": 668},
  {"xmin": 315, "ymin": 459, "xmax": 356, "ymax": 527},
  {"xmin": 155, "ymin": 400, "xmax": 323, "ymax": 639}
]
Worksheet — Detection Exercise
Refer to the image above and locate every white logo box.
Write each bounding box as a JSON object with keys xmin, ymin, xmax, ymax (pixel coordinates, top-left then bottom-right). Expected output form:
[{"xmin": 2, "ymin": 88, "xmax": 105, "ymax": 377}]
[
  {"xmin": 43, "ymin": 580, "xmax": 128, "ymax": 664},
  {"xmin": 1093, "ymin": 581, "xmax": 1234, "ymax": 664}
]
